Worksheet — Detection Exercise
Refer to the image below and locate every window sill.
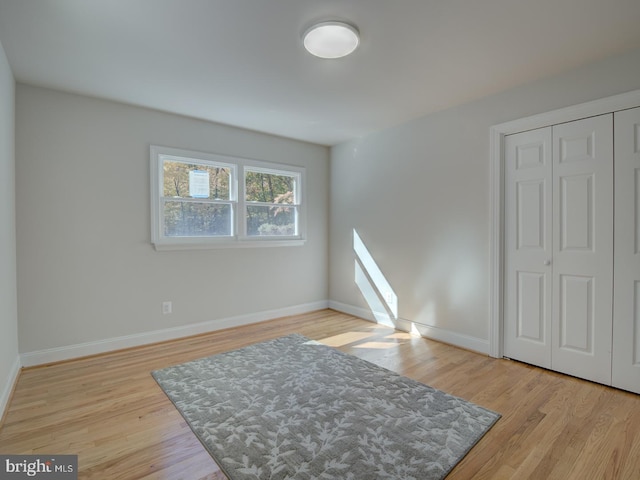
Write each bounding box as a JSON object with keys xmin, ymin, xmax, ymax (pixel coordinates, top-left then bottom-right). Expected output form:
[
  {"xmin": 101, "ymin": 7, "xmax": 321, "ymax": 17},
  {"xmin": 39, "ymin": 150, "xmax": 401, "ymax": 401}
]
[{"xmin": 152, "ymin": 237, "xmax": 306, "ymax": 251}]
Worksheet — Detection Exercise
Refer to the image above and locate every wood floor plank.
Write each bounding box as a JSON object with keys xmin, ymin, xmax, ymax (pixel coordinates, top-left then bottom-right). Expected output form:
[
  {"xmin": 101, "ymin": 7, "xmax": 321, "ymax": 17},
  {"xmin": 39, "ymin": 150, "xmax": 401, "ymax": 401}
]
[{"xmin": 1, "ymin": 309, "xmax": 639, "ymax": 479}]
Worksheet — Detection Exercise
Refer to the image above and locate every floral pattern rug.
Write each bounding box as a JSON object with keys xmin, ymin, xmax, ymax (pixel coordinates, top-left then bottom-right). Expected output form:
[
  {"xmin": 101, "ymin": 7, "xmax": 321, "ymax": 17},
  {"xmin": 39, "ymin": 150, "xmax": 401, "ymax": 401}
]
[{"xmin": 152, "ymin": 334, "xmax": 500, "ymax": 480}]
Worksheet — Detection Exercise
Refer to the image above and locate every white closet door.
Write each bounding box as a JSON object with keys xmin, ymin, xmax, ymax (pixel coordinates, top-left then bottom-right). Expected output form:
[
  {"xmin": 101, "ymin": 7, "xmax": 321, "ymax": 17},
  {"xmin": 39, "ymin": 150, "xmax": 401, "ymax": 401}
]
[
  {"xmin": 613, "ymin": 107, "xmax": 640, "ymax": 394},
  {"xmin": 551, "ymin": 114, "xmax": 613, "ymax": 385},
  {"xmin": 504, "ymin": 127, "xmax": 553, "ymax": 368}
]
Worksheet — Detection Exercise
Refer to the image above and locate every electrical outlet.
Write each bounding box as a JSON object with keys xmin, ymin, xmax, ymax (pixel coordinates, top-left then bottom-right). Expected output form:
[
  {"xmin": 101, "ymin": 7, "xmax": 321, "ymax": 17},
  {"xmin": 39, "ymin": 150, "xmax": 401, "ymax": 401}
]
[{"xmin": 162, "ymin": 301, "xmax": 172, "ymax": 314}]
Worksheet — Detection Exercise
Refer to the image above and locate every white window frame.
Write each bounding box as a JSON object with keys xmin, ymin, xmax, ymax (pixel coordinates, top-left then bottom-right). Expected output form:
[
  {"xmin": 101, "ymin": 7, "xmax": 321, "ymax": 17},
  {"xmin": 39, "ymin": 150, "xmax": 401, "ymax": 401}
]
[{"xmin": 151, "ymin": 145, "xmax": 307, "ymax": 250}]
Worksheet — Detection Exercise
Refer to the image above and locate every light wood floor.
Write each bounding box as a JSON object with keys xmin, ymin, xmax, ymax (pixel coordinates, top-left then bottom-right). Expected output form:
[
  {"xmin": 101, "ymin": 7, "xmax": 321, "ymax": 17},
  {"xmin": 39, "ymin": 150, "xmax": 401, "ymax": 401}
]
[{"xmin": 1, "ymin": 309, "xmax": 639, "ymax": 479}]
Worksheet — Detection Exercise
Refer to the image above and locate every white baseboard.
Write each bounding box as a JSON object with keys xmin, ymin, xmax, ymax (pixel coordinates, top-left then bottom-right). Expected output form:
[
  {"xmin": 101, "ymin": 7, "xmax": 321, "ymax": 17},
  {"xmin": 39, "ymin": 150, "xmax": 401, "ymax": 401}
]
[
  {"xmin": 329, "ymin": 300, "xmax": 489, "ymax": 355},
  {"xmin": 328, "ymin": 300, "xmax": 378, "ymax": 323},
  {"xmin": 1, "ymin": 356, "xmax": 21, "ymax": 423},
  {"xmin": 409, "ymin": 322, "xmax": 489, "ymax": 354},
  {"xmin": 19, "ymin": 299, "xmax": 489, "ymax": 367},
  {"xmin": 20, "ymin": 301, "xmax": 329, "ymax": 367}
]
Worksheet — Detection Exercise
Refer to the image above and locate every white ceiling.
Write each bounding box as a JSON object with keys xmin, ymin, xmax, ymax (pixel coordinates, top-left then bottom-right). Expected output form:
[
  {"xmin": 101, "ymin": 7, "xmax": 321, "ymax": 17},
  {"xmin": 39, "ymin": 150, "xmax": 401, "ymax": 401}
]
[{"xmin": 1, "ymin": 0, "xmax": 640, "ymax": 146}]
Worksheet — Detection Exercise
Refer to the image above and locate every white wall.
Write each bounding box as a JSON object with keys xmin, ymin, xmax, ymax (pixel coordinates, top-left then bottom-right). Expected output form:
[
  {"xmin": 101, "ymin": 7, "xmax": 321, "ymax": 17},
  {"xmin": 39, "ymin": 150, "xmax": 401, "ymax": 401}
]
[
  {"xmin": 0, "ymin": 39, "xmax": 19, "ymax": 416},
  {"xmin": 16, "ymin": 85, "xmax": 329, "ymax": 361},
  {"xmin": 329, "ymin": 47, "xmax": 640, "ymax": 352}
]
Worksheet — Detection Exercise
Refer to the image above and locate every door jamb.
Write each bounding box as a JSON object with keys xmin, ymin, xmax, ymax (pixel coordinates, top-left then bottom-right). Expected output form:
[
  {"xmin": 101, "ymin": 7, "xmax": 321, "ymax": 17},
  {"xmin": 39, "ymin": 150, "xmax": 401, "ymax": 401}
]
[{"xmin": 488, "ymin": 89, "xmax": 640, "ymax": 358}]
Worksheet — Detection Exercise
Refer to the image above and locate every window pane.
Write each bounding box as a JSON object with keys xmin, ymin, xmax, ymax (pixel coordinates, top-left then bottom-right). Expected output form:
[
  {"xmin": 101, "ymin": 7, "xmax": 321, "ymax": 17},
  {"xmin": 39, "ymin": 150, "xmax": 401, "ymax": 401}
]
[
  {"xmin": 245, "ymin": 171, "xmax": 295, "ymax": 204},
  {"xmin": 163, "ymin": 160, "xmax": 231, "ymax": 200},
  {"xmin": 164, "ymin": 201, "xmax": 232, "ymax": 236},
  {"xmin": 246, "ymin": 205, "xmax": 296, "ymax": 236}
]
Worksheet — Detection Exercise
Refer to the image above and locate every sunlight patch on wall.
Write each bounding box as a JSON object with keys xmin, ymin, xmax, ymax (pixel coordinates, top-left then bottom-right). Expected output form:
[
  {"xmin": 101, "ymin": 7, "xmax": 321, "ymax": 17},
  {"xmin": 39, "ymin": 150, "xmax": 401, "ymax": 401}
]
[
  {"xmin": 410, "ymin": 322, "xmax": 421, "ymax": 336},
  {"xmin": 353, "ymin": 229, "xmax": 398, "ymax": 327}
]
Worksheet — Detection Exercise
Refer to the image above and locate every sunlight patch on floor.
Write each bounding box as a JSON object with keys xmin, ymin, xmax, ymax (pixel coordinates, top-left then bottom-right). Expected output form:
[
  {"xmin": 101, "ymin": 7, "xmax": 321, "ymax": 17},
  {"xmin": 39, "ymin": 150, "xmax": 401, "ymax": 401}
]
[
  {"xmin": 385, "ymin": 332, "xmax": 413, "ymax": 340},
  {"xmin": 353, "ymin": 341, "xmax": 402, "ymax": 350},
  {"xmin": 320, "ymin": 331, "xmax": 376, "ymax": 347}
]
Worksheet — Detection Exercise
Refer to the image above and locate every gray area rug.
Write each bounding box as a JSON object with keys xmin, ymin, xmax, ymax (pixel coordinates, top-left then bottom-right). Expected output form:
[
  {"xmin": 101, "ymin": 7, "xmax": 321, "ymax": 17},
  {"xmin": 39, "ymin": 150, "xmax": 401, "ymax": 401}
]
[{"xmin": 152, "ymin": 334, "xmax": 500, "ymax": 480}]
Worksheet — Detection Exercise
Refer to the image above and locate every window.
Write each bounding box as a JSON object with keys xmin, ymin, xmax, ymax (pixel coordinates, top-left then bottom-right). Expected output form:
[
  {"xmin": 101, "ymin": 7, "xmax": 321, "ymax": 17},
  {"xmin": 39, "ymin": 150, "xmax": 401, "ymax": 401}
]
[
  {"xmin": 161, "ymin": 156, "xmax": 236, "ymax": 238},
  {"xmin": 151, "ymin": 146, "xmax": 306, "ymax": 250},
  {"xmin": 245, "ymin": 168, "xmax": 300, "ymax": 237}
]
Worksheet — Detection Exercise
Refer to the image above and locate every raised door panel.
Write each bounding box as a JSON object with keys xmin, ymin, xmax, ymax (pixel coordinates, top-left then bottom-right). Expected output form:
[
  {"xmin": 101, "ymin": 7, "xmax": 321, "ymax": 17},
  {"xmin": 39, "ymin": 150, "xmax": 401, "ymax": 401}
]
[
  {"xmin": 552, "ymin": 114, "xmax": 613, "ymax": 385},
  {"xmin": 613, "ymin": 107, "xmax": 640, "ymax": 394},
  {"xmin": 504, "ymin": 128, "xmax": 552, "ymax": 368},
  {"xmin": 517, "ymin": 180, "xmax": 546, "ymax": 250},
  {"xmin": 559, "ymin": 274, "xmax": 594, "ymax": 353},
  {"xmin": 517, "ymin": 271, "xmax": 546, "ymax": 343},
  {"xmin": 559, "ymin": 174, "xmax": 594, "ymax": 252}
]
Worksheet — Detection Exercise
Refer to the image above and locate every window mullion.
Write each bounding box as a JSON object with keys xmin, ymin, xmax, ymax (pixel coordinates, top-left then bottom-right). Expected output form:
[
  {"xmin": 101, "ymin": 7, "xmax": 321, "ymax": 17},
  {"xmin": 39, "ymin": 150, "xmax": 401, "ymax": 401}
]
[{"xmin": 237, "ymin": 165, "xmax": 247, "ymax": 238}]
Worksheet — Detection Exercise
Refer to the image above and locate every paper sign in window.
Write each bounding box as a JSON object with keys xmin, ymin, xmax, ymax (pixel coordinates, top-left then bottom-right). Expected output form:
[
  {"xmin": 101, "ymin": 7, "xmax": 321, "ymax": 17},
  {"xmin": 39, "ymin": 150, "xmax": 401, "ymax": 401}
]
[{"xmin": 189, "ymin": 170, "xmax": 210, "ymax": 198}]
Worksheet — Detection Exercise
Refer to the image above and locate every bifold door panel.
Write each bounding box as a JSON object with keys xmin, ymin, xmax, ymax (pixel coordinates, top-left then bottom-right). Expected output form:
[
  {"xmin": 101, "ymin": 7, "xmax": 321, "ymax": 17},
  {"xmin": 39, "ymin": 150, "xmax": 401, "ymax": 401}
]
[
  {"xmin": 613, "ymin": 107, "xmax": 640, "ymax": 394},
  {"xmin": 551, "ymin": 115, "xmax": 613, "ymax": 385},
  {"xmin": 505, "ymin": 127, "xmax": 553, "ymax": 369}
]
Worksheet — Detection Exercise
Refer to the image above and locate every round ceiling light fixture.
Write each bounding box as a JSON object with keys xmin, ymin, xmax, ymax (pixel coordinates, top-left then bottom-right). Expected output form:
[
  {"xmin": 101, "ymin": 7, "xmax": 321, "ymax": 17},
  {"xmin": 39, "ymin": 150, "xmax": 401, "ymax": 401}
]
[{"xmin": 303, "ymin": 21, "xmax": 360, "ymax": 59}]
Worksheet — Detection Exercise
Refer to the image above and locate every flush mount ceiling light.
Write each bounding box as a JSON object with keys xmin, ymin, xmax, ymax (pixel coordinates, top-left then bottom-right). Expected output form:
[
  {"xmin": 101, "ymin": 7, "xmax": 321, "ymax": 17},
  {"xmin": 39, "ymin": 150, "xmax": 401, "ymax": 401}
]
[{"xmin": 303, "ymin": 21, "xmax": 360, "ymax": 59}]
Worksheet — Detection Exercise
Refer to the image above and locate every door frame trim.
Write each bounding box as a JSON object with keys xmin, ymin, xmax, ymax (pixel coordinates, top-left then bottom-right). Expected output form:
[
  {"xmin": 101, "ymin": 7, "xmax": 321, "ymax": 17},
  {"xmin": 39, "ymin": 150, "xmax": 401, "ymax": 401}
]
[{"xmin": 488, "ymin": 88, "xmax": 640, "ymax": 358}]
